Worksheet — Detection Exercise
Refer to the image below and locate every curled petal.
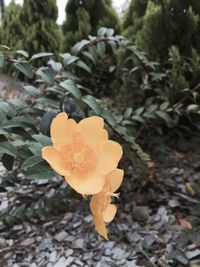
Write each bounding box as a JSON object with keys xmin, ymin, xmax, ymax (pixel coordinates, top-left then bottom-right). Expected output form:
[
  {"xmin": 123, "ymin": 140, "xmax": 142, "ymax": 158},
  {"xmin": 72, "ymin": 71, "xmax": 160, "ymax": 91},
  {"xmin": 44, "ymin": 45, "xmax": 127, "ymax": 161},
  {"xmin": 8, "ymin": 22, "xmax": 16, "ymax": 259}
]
[
  {"xmin": 65, "ymin": 173, "xmax": 105, "ymax": 195},
  {"xmin": 103, "ymin": 204, "xmax": 117, "ymax": 223},
  {"xmin": 107, "ymin": 169, "xmax": 124, "ymax": 192},
  {"xmin": 51, "ymin": 112, "xmax": 77, "ymax": 149},
  {"xmin": 42, "ymin": 146, "xmax": 70, "ymax": 176},
  {"xmin": 96, "ymin": 141, "xmax": 123, "ymax": 175},
  {"xmin": 78, "ymin": 116, "xmax": 108, "ymax": 145},
  {"xmin": 93, "ymin": 213, "xmax": 108, "ymax": 240}
]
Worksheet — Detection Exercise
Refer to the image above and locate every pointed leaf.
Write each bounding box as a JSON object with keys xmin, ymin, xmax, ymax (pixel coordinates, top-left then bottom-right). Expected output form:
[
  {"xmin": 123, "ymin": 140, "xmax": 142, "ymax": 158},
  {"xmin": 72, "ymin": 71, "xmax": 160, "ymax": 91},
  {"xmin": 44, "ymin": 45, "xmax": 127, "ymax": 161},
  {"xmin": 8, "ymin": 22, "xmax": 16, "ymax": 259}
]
[{"xmin": 14, "ymin": 62, "xmax": 33, "ymax": 79}]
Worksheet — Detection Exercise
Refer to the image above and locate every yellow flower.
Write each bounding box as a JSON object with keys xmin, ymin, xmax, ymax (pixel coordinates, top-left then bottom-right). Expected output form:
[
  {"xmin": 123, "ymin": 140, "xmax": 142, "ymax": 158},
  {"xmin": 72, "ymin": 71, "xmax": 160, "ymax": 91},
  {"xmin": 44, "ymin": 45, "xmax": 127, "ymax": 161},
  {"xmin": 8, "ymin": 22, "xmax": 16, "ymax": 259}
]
[
  {"xmin": 90, "ymin": 168, "xmax": 124, "ymax": 240},
  {"xmin": 42, "ymin": 112, "xmax": 123, "ymax": 195}
]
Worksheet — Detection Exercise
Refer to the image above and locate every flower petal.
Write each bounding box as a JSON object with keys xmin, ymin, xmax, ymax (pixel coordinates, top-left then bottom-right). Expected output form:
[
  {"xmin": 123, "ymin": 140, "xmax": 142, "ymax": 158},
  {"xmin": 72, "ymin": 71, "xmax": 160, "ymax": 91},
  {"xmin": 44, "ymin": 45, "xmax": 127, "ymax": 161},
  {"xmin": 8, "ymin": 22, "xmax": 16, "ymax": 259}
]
[
  {"xmin": 107, "ymin": 169, "xmax": 124, "ymax": 192},
  {"xmin": 93, "ymin": 213, "xmax": 108, "ymax": 240},
  {"xmin": 42, "ymin": 146, "xmax": 70, "ymax": 176},
  {"xmin": 78, "ymin": 116, "xmax": 108, "ymax": 145},
  {"xmin": 96, "ymin": 140, "xmax": 123, "ymax": 175},
  {"xmin": 90, "ymin": 194, "xmax": 102, "ymax": 215},
  {"xmin": 103, "ymin": 204, "xmax": 117, "ymax": 223},
  {"xmin": 64, "ymin": 173, "xmax": 105, "ymax": 195},
  {"xmin": 51, "ymin": 112, "xmax": 77, "ymax": 149}
]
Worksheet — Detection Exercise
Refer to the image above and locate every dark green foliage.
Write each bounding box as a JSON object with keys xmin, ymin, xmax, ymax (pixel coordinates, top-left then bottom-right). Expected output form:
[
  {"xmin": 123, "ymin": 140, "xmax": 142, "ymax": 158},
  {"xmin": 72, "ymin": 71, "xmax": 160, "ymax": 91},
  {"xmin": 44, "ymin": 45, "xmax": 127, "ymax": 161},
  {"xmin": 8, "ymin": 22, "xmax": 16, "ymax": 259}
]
[
  {"xmin": 0, "ymin": 1, "xmax": 23, "ymax": 49},
  {"xmin": 123, "ymin": 0, "xmax": 148, "ymax": 42},
  {"xmin": 63, "ymin": 0, "xmax": 121, "ymax": 51},
  {"xmin": 0, "ymin": 0, "xmax": 5, "ymax": 18},
  {"xmin": 124, "ymin": 0, "xmax": 200, "ymax": 63},
  {"xmin": 1, "ymin": 29, "xmax": 200, "ymax": 226},
  {"xmin": 20, "ymin": 0, "xmax": 61, "ymax": 55}
]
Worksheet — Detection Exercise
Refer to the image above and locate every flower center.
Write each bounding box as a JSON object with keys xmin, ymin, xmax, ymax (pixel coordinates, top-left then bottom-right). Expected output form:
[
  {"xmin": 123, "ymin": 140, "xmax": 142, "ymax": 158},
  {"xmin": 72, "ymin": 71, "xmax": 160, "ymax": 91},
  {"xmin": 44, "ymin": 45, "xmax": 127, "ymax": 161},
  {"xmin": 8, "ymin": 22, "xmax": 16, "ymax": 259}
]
[{"xmin": 61, "ymin": 139, "xmax": 97, "ymax": 173}]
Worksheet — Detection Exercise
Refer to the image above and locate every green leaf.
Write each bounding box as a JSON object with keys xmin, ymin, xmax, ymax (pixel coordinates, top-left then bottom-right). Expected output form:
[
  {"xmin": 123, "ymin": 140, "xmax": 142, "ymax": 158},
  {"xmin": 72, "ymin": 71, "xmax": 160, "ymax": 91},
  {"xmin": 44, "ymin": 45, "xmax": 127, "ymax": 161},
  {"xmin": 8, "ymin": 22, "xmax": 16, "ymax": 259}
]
[
  {"xmin": 155, "ymin": 111, "xmax": 171, "ymax": 123},
  {"xmin": 26, "ymin": 162, "xmax": 56, "ymax": 180},
  {"xmin": 132, "ymin": 115, "xmax": 145, "ymax": 123},
  {"xmin": 76, "ymin": 60, "xmax": 91, "ymax": 73},
  {"xmin": 22, "ymin": 155, "xmax": 43, "ymax": 169},
  {"xmin": 82, "ymin": 95, "xmax": 101, "ymax": 115},
  {"xmin": 147, "ymin": 104, "xmax": 158, "ymax": 112},
  {"xmin": 8, "ymin": 99, "xmax": 27, "ymax": 108},
  {"xmin": 106, "ymin": 28, "xmax": 114, "ymax": 37},
  {"xmin": 60, "ymin": 53, "xmax": 79, "ymax": 65},
  {"xmin": 97, "ymin": 27, "xmax": 107, "ymax": 37},
  {"xmin": 60, "ymin": 80, "xmax": 82, "ymax": 99},
  {"xmin": 1, "ymin": 117, "xmax": 38, "ymax": 133},
  {"xmin": 187, "ymin": 104, "xmax": 199, "ymax": 112},
  {"xmin": 160, "ymin": 101, "xmax": 170, "ymax": 111},
  {"xmin": 192, "ymin": 92, "xmax": 198, "ymax": 101},
  {"xmin": 23, "ymin": 85, "xmax": 41, "ymax": 97},
  {"xmin": 0, "ymin": 102, "xmax": 14, "ymax": 115},
  {"xmin": 16, "ymin": 50, "xmax": 29, "ymax": 58},
  {"xmin": 27, "ymin": 142, "xmax": 43, "ymax": 155},
  {"xmin": 97, "ymin": 42, "xmax": 106, "ymax": 58},
  {"xmin": 82, "ymin": 51, "xmax": 96, "ymax": 65},
  {"xmin": 32, "ymin": 134, "xmax": 51, "ymax": 146},
  {"xmin": 40, "ymin": 111, "xmax": 57, "ymax": 136},
  {"xmin": 13, "ymin": 61, "xmax": 33, "ymax": 79},
  {"xmin": 48, "ymin": 60, "xmax": 62, "ymax": 73},
  {"xmin": 0, "ymin": 45, "xmax": 10, "ymax": 50},
  {"xmin": 0, "ymin": 142, "xmax": 17, "ymax": 157},
  {"xmin": 36, "ymin": 97, "xmax": 59, "ymax": 107},
  {"xmin": 129, "ymin": 66, "xmax": 140, "ymax": 74},
  {"xmin": 0, "ymin": 129, "xmax": 8, "ymax": 135},
  {"xmin": 143, "ymin": 112, "xmax": 156, "ymax": 119},
  {"xmin": 135, "ymin": 107, "xmax": 145, "ymax": 115},
  {"xmin": 124, "ymin": 108, "xmax": 132, "ymax": 119},
  {"xmin": 30, "ymin": 52, "xmax": 53, "ymax": 61},
  {"xmin": 151, "ymin": 73, "xmax": 166, "ymax": 81},
  {"xmin": 2, "ymin": 154, "xmax": 15, "ymax": 170},
  {"xmin": 102, "ymin": 109, "xmax": 117, "ymax": 127},
  {"xmin": 73, "ymin": 40, "xmax": 90, "ymax": 52},
  {"xmin": 0, "ymin": 53, "xmax": 4, "ymax": 68},
  {"xmin": 36, "ymin": 67, "xmax": 54, "ymax": 85},
  {"xmin": 108, "ymin": 41, "xmax": 117, "ymax": 53}
]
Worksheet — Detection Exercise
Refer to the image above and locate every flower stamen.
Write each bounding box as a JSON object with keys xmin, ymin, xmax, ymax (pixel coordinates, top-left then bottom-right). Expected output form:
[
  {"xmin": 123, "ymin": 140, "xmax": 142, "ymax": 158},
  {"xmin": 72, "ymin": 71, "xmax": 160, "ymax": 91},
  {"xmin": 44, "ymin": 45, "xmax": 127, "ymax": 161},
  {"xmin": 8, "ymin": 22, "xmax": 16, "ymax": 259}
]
[{"xmin": 61, "ymin": 139, "xmax": 97, "ymax": 173}]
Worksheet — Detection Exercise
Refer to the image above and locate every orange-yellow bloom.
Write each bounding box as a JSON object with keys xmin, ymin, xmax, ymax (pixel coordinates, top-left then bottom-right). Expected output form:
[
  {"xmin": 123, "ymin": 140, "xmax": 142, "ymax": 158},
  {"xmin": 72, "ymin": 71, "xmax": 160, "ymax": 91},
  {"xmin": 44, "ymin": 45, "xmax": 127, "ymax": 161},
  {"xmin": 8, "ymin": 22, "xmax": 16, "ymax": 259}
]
[
  {"xmin": 90, "ymin": 168, "xmax": 124, "ymax": 239},
  {"xmin": 42, "ymin": 112, "xmax": 123, "ymax": 195}
]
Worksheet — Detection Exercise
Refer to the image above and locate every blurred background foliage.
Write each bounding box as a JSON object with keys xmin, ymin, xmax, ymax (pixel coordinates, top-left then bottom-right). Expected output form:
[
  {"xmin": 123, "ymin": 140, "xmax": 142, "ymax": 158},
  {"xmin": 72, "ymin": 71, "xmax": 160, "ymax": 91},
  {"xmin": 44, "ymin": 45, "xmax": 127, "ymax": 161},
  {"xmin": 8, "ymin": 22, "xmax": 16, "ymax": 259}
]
[{"xmin": 0, "ymin": 0, "xmax": 200, "ymax": 226}]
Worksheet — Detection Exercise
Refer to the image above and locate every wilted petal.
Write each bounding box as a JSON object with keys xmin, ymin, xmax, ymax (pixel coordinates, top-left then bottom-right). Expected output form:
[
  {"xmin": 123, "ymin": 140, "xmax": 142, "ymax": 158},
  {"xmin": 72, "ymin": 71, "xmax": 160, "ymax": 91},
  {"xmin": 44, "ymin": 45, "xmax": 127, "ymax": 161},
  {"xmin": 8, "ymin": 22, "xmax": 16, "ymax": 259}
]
[
  {"xmin": 93, "ymin": 213, "xmax": 108, "ymax": 240},
  {"xmin": 51, "ymin": 112, "xmax": 77, "ymax": 149},
  {"xmin": 103, "ymin": 204, "xmax": 117, "ymax": 223},
  {"xmin": 42, "ymin": 146, "xmax": 70, "ymax": 176},
  {"xmin": 90, "ymin": 193, "xmax": 101, "ymax": 215}
]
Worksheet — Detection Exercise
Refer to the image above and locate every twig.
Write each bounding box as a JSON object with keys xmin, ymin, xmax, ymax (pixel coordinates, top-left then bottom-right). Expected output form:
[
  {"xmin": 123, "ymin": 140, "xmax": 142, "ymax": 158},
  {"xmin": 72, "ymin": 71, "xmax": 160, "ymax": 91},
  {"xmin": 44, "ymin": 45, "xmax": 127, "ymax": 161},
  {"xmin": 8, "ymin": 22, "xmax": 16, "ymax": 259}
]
[
  {"xmin": 76, "ymin": 37, "xmax": 110, "ymax": 55},
  {"xmin": 173, "ymin": 83, "xmax": 200, "ymax": 109},
  {"xmin": 139, "ymin": 242, "xmax": 158, "ymax": 267}
]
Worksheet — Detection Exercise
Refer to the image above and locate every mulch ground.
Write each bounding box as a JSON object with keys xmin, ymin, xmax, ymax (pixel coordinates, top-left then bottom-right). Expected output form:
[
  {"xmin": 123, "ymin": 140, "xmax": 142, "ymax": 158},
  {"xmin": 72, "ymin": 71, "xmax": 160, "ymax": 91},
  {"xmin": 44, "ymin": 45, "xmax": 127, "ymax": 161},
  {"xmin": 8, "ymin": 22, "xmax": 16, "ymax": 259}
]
[{"xmin": 0, "ymin": 137, "xmax": 200, "ymax": 267}]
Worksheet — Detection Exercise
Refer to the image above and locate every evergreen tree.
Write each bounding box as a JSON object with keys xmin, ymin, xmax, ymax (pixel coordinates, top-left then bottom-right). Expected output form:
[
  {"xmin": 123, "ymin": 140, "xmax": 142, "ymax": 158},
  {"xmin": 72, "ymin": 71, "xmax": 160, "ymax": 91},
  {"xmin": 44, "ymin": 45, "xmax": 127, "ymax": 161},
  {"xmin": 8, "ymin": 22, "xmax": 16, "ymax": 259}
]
[
  {"xmin": 135, "ymin": 0, "xmax": 199, "ymax": 62},
  {"xmin": 63, "ymin": 0, "xmax": 121, "ymax": 51},
  {"xmin": 122, "ymin": 0, "xmax": 148, "ymax": 42},
  {"xmin": 123, "ymin": 0, "xmax": 200, "ymax": 62},
  {"xmin": 20, "ymin": 0, "xmax": 61, "ymax": 55},
  {"xmin": 0, "ymin": 0, "xmax": 5, "ymax": 20},
  {"xmin": 0, "ymin": 1, "xmax": 23, "ymax": 49}
]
